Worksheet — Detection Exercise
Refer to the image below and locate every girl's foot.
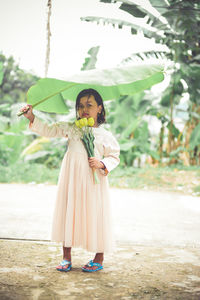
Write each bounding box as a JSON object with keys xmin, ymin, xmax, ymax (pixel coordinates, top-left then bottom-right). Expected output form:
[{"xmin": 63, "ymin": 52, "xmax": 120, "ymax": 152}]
[
  {"xmin": 56, "ymin": 259, "xmax": 72, "ymax": 272},
  {"xmin": 57, "ymin": 247, "xmax": 72, "ymax": 271},
  {"xmin": 57, "ymin": 246, "xmax": 72, "ymax": 272},
  {"xmin": 82, "ymin": 253, "xmax": 104, "ymax": 272},
  {"xmin": 82, "ymin": 260, "xmax": 103, "ymax": 272}
]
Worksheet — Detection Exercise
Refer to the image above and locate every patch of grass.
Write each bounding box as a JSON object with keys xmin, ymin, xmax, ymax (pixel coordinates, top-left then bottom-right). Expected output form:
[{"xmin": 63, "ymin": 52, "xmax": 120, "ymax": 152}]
[
  {"xmin": 109, "ymin": 165, "xmax": 200, "ymax": 196},
  {"xmin": 0, "ymin": 162, "xmax": 59, "ymax": 184},
  {"xmin": 0, "ymin": 163, "xmax": 199, "ymax": 196},
  {"xmin": 193, "ymin": 185, "xmax": 200, "ymax": 196}
]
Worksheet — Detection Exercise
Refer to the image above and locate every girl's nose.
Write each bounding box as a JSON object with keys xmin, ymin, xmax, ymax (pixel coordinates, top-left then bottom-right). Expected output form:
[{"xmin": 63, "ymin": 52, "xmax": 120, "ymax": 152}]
[{"xmin": 83, "ymin": 106, "xmax": 88, "ymax": 112}]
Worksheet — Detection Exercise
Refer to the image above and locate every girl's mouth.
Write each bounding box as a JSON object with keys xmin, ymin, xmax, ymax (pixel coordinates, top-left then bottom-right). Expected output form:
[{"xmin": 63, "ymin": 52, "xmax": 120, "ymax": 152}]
[{"xmin": 82, "ymin": 113, "xmax": 89, "ymax": 117}]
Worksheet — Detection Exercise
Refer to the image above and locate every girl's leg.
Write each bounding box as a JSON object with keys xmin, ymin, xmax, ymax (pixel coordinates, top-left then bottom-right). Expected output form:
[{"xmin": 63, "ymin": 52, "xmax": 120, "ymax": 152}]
[
  {"xmin": 56, "ymin": 247, "xmax": 72, "ymax": 271},
  {"xmin": 63, "ymin": 246, "xmax": 72, "ymax": 262},
  {"xmin": 93, "ymin": 252, "xmax": 104, "ymax": 264}
]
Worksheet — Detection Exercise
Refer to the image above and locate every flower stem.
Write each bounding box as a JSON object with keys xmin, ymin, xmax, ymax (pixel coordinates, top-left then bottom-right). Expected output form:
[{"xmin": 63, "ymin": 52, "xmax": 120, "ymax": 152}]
[{"xmin": 92, "ymin": 168, "xmax": 100, "ymax": 184}]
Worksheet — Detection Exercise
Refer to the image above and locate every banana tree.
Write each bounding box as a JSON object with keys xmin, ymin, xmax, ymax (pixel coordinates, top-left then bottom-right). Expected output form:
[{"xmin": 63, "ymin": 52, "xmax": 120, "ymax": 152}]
[
  {"xmin": 81, "ymin": 0, "xmax": 200, "ymax": 165},
  {"xmin": 107, "ymin": 92, "xmax": 160, "ymax": 166}
]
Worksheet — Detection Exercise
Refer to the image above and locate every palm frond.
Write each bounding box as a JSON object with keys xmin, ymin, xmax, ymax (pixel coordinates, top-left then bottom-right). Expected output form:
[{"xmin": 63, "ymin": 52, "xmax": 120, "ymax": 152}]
[{"xmin": 81, "ymin": 16, "xmax": 164, "ymax": 39}]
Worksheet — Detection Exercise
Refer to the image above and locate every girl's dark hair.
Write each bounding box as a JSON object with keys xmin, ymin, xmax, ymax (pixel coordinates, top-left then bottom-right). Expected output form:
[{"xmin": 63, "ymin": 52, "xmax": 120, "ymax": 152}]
[{"xmin": 75, "ymin": 89, "xmax": 106, "ymax": 125}]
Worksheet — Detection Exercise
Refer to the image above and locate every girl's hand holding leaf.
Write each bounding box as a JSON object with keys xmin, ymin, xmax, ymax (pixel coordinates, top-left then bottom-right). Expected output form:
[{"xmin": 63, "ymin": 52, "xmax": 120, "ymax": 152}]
[{"xmin": 20, "ymin": 105, "xmax": 35, "ymax": 123}]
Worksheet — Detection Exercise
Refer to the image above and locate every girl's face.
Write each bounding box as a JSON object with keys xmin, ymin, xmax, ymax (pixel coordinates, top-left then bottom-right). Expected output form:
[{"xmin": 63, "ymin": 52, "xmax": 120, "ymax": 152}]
[{"xmin": 78, "ymin": 95, "xmax": 102, "ymax": 127}]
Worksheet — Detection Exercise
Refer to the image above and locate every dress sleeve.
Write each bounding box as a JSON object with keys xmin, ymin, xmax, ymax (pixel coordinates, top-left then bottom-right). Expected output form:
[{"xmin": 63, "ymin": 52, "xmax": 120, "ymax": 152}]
[
  {"xmin": 100, "ymin": 131, "xmax": 120, "ymax": 174},
  {"xmin": 29, "ymin": 116, "xmax": 69, "ymax": 138}
]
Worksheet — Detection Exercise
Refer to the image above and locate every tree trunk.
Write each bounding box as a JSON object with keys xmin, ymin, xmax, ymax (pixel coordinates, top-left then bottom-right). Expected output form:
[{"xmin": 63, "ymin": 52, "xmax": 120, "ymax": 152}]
[
  {"xmin": 45, "ymin": 0, "xmax": 52, "ymax": 77},
  {"xmin": 167, "ymin": 89, "xmax": 174, "ymax": 163},
  {"xmin": 159, "ymin": 124, "xmax": 164, "ymax": 161}
]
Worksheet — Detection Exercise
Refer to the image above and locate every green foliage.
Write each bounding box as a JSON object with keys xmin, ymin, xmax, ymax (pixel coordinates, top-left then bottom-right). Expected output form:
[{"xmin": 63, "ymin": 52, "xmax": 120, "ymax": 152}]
[
  {"xmin": 120, "ymin": 3, "xmax": 146, "ymax": 18},
  {"xmin": 0, "ymin": 61, "xmax": 3, "ymax": 85},
  {"xmin": 0, "ymin": 54, "xmax": 39, "ymax": 102},
  {"xmin": 109, "ymin": 165, "xmax": 200, "ymax": 195},
  {"xmin": 23, "ymin": 138, "xmax": 67, "ymax": 169},
  {"xmin": 166, "ymin": 122, "xmax": 180, "ymax": 138},
  {"xmin": 84, "ymin": 0, "xmax": 200, "ymax": 165},
  {"xmin": 1, "ymin": 20, "xmax": 200, "ymax": 187},
  {"xmin": 189, "ymin": 123, "xmax": 200, "ymax": 150},
  {"xmin": 169, "ymin": 146, "xmax": 186, "ymax": 161},
  {"xmin": 0, "ymin": 116, "xmax": 31, "ymax": 166},
  {"xmin": 90, "ymin": 0, "xmax": 200, "ymax": 106},
  {"xmin": 0, "ymin": 53, "xmax": 39, "ymax": 119},
  {"xmin": 81, "ymin": 46, "xmax": 100, "ymax": 71},
  {"xmin": 107, "ymin": 92, "xmax": 159, "ymax": 166},
  {"xmin": 0, "ymin": 162, "xmax": 59, "ymax": 184},
  {"xmin": 193, "ymin": 185, "xmax": 200, "ymax": 196},
  {"xmin": 0, "ymin": 53, "xmax": 69, "ymax": 178}
]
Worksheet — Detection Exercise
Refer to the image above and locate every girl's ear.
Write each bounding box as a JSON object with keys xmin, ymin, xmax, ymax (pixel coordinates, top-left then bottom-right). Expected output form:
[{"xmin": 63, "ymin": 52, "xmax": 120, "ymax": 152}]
[{"xmin": 98, "ymin": 105, "xmax": 102, "ymax": 113}]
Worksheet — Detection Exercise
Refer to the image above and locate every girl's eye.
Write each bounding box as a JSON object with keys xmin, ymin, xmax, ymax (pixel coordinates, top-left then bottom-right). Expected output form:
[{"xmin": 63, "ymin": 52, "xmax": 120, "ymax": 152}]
[{"xmin": 78, "ymin": 103, "xmax": 93, "ymax": 109}]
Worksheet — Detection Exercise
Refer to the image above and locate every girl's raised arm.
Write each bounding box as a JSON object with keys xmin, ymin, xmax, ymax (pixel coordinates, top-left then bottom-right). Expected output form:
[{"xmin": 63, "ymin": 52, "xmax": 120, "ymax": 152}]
[{"xmin": 21, "ymin": 105, "xmax": 68, "ymax": 138}]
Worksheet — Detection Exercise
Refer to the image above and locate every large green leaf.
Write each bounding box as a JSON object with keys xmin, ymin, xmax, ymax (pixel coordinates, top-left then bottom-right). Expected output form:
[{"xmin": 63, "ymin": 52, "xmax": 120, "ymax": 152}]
[
  {"xmin": 25, "ymin": 79, "xmax": 74, "ymax": 114},
  {"xmin": 18, "ymin": 63, "xmax": 164, "ymax": 115}
]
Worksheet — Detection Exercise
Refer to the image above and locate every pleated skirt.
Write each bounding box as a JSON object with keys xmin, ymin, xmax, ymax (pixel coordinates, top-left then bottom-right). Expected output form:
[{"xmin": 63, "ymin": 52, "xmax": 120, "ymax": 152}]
[{"xmin": 51, "ymin": 146, "xmax": 115, "ymax": 253}]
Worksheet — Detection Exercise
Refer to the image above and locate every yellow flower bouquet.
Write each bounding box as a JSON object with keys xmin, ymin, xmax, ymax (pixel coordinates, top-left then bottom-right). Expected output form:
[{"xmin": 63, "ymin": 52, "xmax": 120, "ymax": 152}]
[{"xmin": 75, "ymin": 117, "xmax": 99, "ymax": 184}]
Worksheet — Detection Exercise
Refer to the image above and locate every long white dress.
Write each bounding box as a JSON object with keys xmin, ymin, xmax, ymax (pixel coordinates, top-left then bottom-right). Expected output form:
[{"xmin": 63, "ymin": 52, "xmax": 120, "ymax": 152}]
[{"xmin": 29, "ymin": 117, "xmax": 120, "ymax": 253}]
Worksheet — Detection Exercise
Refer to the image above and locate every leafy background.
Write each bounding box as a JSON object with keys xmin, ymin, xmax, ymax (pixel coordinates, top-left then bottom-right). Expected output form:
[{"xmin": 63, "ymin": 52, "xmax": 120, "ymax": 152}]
[{"xmin": 0, "ymin": 0, "xmax": 199, "ymax": 196}]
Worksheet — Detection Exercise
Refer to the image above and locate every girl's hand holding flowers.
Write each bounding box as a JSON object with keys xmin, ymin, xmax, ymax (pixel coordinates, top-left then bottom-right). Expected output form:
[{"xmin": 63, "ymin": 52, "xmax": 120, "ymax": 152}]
[{"xmin": 88, "ymin": 157, "xmax": 104, "ymax": 169}]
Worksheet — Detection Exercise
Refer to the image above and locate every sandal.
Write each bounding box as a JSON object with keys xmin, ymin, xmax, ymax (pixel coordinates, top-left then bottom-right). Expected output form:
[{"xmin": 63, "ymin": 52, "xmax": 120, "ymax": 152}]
[
  {"xmin": 82, "ymin": 260, "xmax": 103, "ymax": 272},
  {"xmin": 56, "ymin": 260, "xmax": 72, "ymax": 272}
]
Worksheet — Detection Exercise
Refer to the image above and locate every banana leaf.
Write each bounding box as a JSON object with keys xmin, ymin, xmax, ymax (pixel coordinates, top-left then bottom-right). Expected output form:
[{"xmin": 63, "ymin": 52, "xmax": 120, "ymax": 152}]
[{"xmin": 18, "ymin": 63, "xmax": 164, "ymax": 115}]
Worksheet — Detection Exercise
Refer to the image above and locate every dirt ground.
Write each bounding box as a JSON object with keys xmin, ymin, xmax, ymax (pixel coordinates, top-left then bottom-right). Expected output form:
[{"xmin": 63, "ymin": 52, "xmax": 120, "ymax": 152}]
[{"xmin": 0, "ymin": 239, "xmax": 200, "ymax": 300}]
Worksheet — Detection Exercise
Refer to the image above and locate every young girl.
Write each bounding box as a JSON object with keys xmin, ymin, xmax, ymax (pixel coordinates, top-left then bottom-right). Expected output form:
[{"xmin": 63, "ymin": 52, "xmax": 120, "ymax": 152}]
[{"xmin": 21, "ymin": 89, "xmax": 120, "ymax": 272}]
